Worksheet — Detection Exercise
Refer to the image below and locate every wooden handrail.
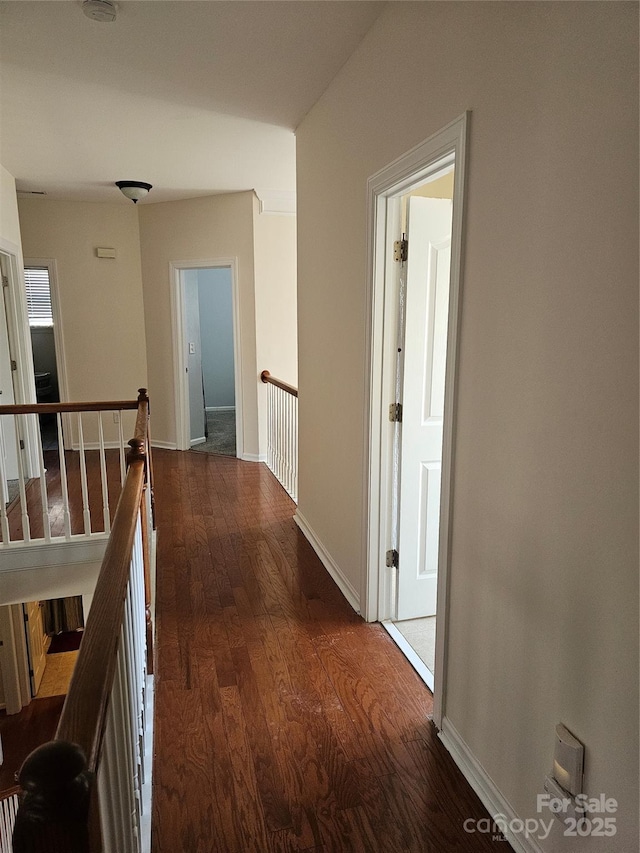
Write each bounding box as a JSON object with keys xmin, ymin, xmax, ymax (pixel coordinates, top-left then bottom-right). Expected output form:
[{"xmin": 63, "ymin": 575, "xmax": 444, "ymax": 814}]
[
  {"xmin": 0, "ymin": 399, "xmax": 140, "ymax": 416},
  {"xmin": 260, "ymin": 370, "xmax": 298, "ymax": 398},
  {"xmin": 0, "ymin": 785, "xmax": 20, "ymax": 800},
  {"xmin": 11, "ymin": 392, "xmax": 153, "ymax": 852}
]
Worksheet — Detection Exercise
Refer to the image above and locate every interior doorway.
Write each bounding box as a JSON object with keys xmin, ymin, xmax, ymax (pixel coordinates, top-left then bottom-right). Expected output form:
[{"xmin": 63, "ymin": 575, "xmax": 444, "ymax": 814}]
[
  {"xmin": 23, "ymin": 260, "xmax": 68, "ymax": 452},
  {"xmin": 171, "ymin": 259, "xmax": 243, "ymax": 457},
  {"xmin": 364, "ymin": 114, "xmax": 469, "ymax": 727}
]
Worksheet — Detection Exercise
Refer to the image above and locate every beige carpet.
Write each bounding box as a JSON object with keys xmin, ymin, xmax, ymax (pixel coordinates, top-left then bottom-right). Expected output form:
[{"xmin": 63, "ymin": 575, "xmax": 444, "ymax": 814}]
[
  {"xmin": 36, "ymin": 650, "xmax": 78, "ymax": 698},
  {"xmin": 393, "ymin": 616, "xmax": 436, "ymax": 673}
]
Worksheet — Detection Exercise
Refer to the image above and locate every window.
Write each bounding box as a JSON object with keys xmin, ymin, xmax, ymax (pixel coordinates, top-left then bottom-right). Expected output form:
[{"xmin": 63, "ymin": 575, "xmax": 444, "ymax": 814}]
[{"xmin": 24, "ymin": 266, "xmax": 54, "ymax": 327}]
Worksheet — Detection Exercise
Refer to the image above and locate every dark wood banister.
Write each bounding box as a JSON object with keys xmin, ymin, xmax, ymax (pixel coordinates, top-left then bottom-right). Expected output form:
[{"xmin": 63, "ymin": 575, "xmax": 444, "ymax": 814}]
[
  {"xmin": 11, "ymin": 390, "xmax": 153, "ymax": 853},
  {"xmin": 0, "ymin": 400, "xmax": 141, "ymax": 415},
  {"xmin": 260, "ymin": 370, "xmax": 298, "ymax": 398}
]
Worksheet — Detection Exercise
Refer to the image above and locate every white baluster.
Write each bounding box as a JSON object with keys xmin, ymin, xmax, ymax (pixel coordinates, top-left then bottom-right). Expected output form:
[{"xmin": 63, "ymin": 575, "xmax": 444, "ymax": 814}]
[
  {"xmin": 35, "ymin": 412, "xmax": 51, "ymax": 542},
  {"xmin": 118, "ymin": 412, "xmax": 127, "ymax": 485},
  {"xmin": 0, "ymin": 417, "xmax": 10, "ymax": 544},
  {"xmin": 13, "ymin": 415, "xmax": 30, "ymax": 542},
  {"xmin": 77, "ymin": 412, "xmax": 92, "ymax": 534},
  {"xmin": 56, "ymin": 412, "xmax": 72, "ymax": 539},
  {"xmin": 98, "ymin": 412, "xmax": 111, "ymax": 534},
  {"xmin": 292, "ymin": 395, "xmax": 298, "ymax": 502}
]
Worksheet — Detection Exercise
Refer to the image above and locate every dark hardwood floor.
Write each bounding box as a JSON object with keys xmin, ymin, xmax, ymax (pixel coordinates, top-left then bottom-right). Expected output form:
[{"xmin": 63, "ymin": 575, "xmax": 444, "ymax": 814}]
[
  {"xmin": 3, "ymin": 446, "xmax": 124, "ymax": 543},
  {"xmin": 0, "ymin": 696, "xmax": 65, "ymax": 790},
  {"xmin": 151, "ymin": 450, "xmax": 507, "ymax": 852}
]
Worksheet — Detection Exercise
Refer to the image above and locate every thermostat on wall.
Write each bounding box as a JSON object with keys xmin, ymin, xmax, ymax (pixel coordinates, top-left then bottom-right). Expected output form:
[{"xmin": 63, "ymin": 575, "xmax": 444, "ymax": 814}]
[{"xmin": 96, "ymin": 247, "xmax": 116, "ymax": 258}]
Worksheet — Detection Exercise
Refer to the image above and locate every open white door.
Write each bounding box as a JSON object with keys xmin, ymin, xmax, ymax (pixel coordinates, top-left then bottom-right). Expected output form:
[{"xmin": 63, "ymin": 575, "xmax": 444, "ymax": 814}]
[
  {"xmin": 0, "ymin": 268, "xmax": 19, "ymax": 488},
  {"xmin": 397, "ymin": 197, "xmax": 453, "ymax": 621},
  {"xmin": 23, "ymin": 601, "xmax": 49, "ymax": 696}
]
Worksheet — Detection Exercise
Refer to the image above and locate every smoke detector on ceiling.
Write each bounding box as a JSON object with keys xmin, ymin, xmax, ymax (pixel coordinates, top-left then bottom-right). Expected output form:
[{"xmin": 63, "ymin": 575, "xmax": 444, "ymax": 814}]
[{"xmin": 82, "ymin": 0, "xmax": 117, "ymax": 23}]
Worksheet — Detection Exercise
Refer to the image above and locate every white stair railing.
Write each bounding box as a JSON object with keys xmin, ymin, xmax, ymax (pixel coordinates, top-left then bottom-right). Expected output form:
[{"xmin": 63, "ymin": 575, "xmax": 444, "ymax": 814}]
[
  {"xmin": 11, "ymin": 392, "xmax": 155, "ymax": 853},
  {"xmin": 0, "ymin": 396, "xmax": 143, "ymax": 548},
  {"xmin": 261, "ymin": 370, "xmax": 298, "ymax": 502},
  {"xmin": 0, "ymin": 788, "xmax": 19, "ymax": 853}
]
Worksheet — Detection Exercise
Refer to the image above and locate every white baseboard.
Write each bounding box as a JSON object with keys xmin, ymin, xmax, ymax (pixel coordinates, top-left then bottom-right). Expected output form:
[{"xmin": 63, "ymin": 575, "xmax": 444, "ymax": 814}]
[
  {"xmin": 293, "ymin": 510, "xmax": 360, "ymax": 614},
  {"xmin": 206, "ymin": 406, "xmax": 235, "ymax": 412},
  {"xmin": 439, "ymin": 717, "xmax": 544, "ymax": 853},
  {"xmin": 151, "ymin": 440, "xmax": 177, "ymax": 450},
  {"xmin": 242, "ymin": 452, "xmax": 266, "ymax": 463},
  {"xmin": 190, "ymin": 436, "xmax": 206, "ymax": 447},
  {"xmin": 70, "ymin": 440, "xmax": 122, "ymax": 451}
]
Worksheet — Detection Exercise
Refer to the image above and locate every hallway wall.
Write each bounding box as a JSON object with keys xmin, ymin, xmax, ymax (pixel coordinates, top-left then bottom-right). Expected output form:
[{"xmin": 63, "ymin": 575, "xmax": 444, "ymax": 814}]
[
  {"xmin": 137, "ymin": 192, "xmax": 259, "ymax": 457},
  {"xmin": 296, "ymin": 3, "xmax": 638, "ymax": 849}
]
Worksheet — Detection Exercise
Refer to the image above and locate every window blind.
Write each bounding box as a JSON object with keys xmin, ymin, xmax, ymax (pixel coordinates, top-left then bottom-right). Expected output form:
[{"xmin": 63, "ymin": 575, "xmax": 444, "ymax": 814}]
[{"xmin": 24, "ymin": 267, "xmax": 54, "ymax": 326}]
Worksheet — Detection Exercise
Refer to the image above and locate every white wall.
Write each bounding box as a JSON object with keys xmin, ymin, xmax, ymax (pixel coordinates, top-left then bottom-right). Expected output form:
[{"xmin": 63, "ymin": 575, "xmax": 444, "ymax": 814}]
[
  {"xmin": 197, "ymin": 267, "xmax": 235, "ymax": 409},
  {"xmin": 17, "ymin": 199, "xmax": 148, "ymax": 405},
  {"xmin": 0, "ymin": 164, "xmax": 22, "ymax": 248},
  {"xmin": 138, "ymin": 192, "xmax": 259, "ymax": 455},
  {"xmin": 296, "ymin": 3, "xmax": 638, "ymax": 851},
  {"xmin": 253, "ymin": 198, "xmax": 298, "ymax": 454}
]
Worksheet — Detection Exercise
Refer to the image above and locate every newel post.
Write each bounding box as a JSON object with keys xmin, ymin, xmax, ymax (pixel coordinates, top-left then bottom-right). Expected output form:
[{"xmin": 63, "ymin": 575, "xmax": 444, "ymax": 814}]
[{"xmin": 12, "ymin": 741, "xmax": 92, "ymax": 853}]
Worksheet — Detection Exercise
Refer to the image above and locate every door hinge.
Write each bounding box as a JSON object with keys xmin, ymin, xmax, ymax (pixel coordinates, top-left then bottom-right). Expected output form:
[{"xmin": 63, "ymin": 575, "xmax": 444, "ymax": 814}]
[
  {"xmin": 386, "ymin": 549, "xmax": 399, "ymax": 569},
  {"xmin": 10, "ymin": 359, "xmax": 17, "ymax": 371},
  {"xmin": 23, "ymin": 611, "xmax": 29, "ymax": 623},
  {"xmin": 19, "ymin": 439, "xmax": 25, "ymax": 450},
  {"xmin": 388, "ymin": 402, "xmax": 402, "ymax": 423},
  {"xmin": 2, "ymin": 275, "xmax": 8, "ymax": 288},
  {"xmin": 393, "ymin": 237, "xmax": 408, "ymax": 263},
  {"xmin": 28, "ymin": 668, "xmax": 34, "ymax": 678}
]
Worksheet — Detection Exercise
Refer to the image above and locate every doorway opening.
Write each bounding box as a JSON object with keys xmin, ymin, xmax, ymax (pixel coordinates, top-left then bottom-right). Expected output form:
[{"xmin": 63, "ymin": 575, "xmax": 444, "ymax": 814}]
[
  {"xmin": 171, "ymin": 259, "xmax": 243, "ymax": 457},
  {"xmin": 23, "ymin": 261, "xmax": 67, "ymax": 452},
  {"xmin": 364, "ymin": 114, "xmax": 468, "ymax": 727}
]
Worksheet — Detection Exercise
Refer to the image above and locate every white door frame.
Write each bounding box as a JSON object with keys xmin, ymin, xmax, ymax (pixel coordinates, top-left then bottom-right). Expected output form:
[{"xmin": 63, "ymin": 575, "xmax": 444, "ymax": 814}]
[
  {"xmin": 363, "ymin": 113, "xmax": 469, "ymax": 727},
  {"xmin": 0, "ymin": 238, "xmax": 40, "ymax": 475},
  {"xmin": 23, "ymin": 257, "xmax": 72, "ymax": 445},
  {"xmin": 170, "ymin": 259, "xmax": 243, "ymax": 455}
]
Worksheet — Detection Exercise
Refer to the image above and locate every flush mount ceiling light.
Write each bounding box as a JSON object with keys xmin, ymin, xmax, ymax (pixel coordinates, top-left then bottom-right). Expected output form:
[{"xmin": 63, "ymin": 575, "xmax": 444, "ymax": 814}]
[
  {"xmin": 115, "ymin": 181, "xmax": 153, "ymax": 203},
  {"xmin": 82, "ymin": 0, "xmax": 117, "ymax": 22}
]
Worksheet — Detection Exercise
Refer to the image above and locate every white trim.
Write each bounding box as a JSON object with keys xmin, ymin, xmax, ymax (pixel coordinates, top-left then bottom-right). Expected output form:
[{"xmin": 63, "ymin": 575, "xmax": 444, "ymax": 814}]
[
  {"xmin": 170, "ymin": 259, "xmax": 244, "ymax": 457},
  {"xmin": 363, "ymin": 113, "xmax": 469, "ymax": 731},
  {"xmin": 0, "ymin": 533, "xmax": 108, "ymax": 572},
  {"xmin": 241, "ymin": 452, "xmax": 266, "ymax": 463},
  {"xmin": 254, "ymin": 189, "xmax": 296, "ymax": 216},
  {"xmin": 205, "ymin": 405, "xmax": 235, "ymax": 412},
  {"xmin": 0, "ymin": 241, "xmax": 40, "ymax": 475},
  {"xmin": 70, "ymin": 440, "xmax": 124, "ymax": 452},
  {"xmin": 439, "ymin": 717, "xmax": 544, "ymax": 853},
  {"xmin": 151, "ymin": 439, "xmax": 177, "ymax": 451},
  {"xmin": 190, "ymin": 436, "xmax": 206, "ymax": 447},
  {"xmin": 294, "ymin": 510, "xmax": 361, "ymax": 613},
  {"xmin": 381, "ymin": 620, "xmax": 434, "ymax": 692},
  {"xmin": 23, "ymin": 259, "xmax": 71, "ymax": 438}
]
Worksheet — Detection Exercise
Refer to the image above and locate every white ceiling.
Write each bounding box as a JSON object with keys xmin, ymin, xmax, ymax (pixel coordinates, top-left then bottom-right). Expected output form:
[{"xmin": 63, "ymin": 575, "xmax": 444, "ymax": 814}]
[{"xmin": 0, "ymin": 1, "xmax": 385, "ymax": 204}]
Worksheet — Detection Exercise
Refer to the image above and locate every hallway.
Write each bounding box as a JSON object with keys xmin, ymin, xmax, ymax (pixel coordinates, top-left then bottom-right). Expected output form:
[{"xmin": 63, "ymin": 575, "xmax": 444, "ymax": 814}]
[{"xmin": 151, "ymin": 450, "xmax": 504, "ymax": 852}]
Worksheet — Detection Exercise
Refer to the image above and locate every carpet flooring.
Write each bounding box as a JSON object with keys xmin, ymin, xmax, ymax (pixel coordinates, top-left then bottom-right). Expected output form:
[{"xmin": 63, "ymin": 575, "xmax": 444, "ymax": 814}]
[
  {"xmin": 190, "ymin": 410, "xmax": 236, "ymax": 457},
  {"xmin": 48, "ymin": 630, "xmax": 84, "ymax": 654}
]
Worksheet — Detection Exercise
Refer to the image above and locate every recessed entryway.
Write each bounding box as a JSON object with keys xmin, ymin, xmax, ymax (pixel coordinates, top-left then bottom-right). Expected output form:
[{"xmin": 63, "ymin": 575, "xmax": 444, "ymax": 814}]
[{"xmin": 170, "ymin": 259, "xmax": 243, "ymax": 457}]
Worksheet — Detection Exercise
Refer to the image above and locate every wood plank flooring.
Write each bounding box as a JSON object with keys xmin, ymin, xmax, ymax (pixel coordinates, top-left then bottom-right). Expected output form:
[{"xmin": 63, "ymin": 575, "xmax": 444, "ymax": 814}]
[
  {"xmin": 152, "ymin": 450, "xmax": 508, "ymax": 852},
  {"xmin": 2, "ymin": 447, "xmax": 125, "ymax": 542},
  {"xmin": 0, "ymin": 696, "xmax": 65, "ymax": 790}
]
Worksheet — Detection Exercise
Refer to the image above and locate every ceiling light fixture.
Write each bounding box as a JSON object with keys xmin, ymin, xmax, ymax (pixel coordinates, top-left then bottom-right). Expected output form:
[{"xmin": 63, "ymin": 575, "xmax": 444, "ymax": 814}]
[
  {"xmin": 82, "ymin": 0, "xmax": 117, "ymax": 22},
  {"xmin": 115, "ymin": 181, "xmax": 153, "ymax": 204}
]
